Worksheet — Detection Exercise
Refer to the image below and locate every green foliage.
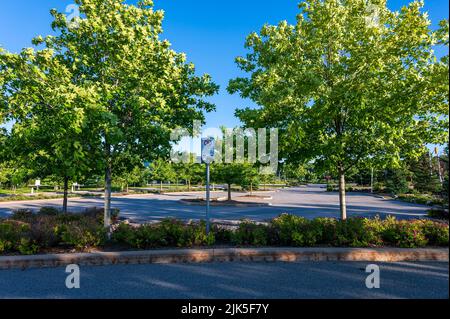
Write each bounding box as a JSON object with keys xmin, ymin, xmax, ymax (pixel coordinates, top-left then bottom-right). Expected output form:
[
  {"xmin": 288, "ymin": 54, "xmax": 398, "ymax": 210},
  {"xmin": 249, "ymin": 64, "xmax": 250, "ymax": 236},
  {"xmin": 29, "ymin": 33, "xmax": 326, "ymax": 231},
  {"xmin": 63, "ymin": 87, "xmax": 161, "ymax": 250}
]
[
  {"xmin": 1, "ymin": 0, "xmax": 219, "ymax": 223},
  {"xmin": 1, "ymin": 207, "xmax": 111, "ymax": 253},
  {"xmin": 17, "ymin": 238, "xmax": 39, "ymax": 255},
  {"xmin": 149, "ymin": 159, "xmax": 176, "ymax": 184},
  {"xmin": 335, "ymin": 218, "xmax": 383, "ymax": 247},
  {"xmin": 231, "ymin": 221, "xmax": 269, "ymax": 246},
  {"xmin": 397, "ymin": 193, "xmax": 444, "ymax": 206},
  {"xmin": 381, "ymin": 218, "xmax": 428, "ymax": 248},
  {"xmin": 385, "ymin": 168, "xmax": 410, "ymax": 195},
  {"xmin": 408, "ymin": 153, "xmax": 443, "ymax": 194},
  {"xmin": 112, "ymin": 219, "xmax": 215, "ymax": 249},
  {"xmin": 1, "ymin": 212, "xmax": 448, "ymax": 255},
  {"xmin": 228, "ymin": 0, "xmax": 449, "ymax": 219},
  {"xmin": 57, "ymin": 222, "xmax": 107, "ymax": 250}
]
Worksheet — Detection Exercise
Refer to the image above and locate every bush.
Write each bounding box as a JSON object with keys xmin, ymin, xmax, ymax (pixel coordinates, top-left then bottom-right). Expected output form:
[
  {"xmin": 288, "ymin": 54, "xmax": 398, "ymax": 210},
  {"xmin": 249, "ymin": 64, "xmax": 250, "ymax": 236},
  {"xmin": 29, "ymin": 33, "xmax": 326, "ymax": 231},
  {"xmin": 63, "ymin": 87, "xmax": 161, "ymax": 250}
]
[
  {"xmin": 56, "ymin": 218, "xmax": 107, "ymax": 250},
  {"xmin": 0, "ymin": 220, "xmax": 36, "ymax": 254},
  {"xmin": 38, "ymin": 207, "xmax": 61, "ymax": 216},
  {"xmin": 29, "ymin": 215, "xmax": 60, "ymax": 247},
  {"xmin": 270, "ymin": 214, "xmax": 330, "ymax": 246},
  {"xmin": 212, "ymin": 225, "xmax": 233, "ymax": 244},
  {"xmin": 420, "ymin": 220, "xmax": 449, "ymax": 246},
  {"xmin": 10, "ymin": 209, "xmax": 34, "ymax": 222},
  {"xmin": 183, "ymin": 221, "xmax": 215, "ymax": 247},
  {"xmin": 1, "ymin": 212, "xmax": 449, "ymax": 255},
  {"xmin": 311, "ymin": 218, "xmax": 337, "ymax": 244},
  {"xmin": 17, "ymin": 238, "xmax": 39, "ymax": 255},
  {"xmin": 112, "ymin": 219, "xmax": 215, "ymax": 249},
  {"xmin": 381, "ymin": 219, "xmax": 428, "ymax": 248},
  {"xmin": 335, "ymin": 217, "xmax": 382, "ymax": 247},
  {"xmin": 397, "ymin": 194, "xmax": 444, "ymax": 206},
  {"xmin": 232, "ymin": 221, "xmax": 268, "ymax": 246}
]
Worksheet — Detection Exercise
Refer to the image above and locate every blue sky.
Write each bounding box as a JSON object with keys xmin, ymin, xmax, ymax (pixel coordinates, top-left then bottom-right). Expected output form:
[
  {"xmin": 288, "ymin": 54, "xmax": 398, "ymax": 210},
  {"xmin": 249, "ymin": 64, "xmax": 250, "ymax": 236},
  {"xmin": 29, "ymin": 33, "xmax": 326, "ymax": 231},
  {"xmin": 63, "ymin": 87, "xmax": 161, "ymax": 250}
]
[{"xmin": 0, "ymin": 0, "xmax": 448, "ymax": 132}]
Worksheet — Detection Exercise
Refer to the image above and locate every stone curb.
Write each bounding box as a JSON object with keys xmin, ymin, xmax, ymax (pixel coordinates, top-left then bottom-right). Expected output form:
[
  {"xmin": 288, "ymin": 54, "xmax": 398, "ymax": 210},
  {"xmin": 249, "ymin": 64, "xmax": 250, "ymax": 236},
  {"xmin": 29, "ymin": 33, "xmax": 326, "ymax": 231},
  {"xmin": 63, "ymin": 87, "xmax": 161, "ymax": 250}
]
[{"xmin": 0, "ymin": 248, "xmax": 447, "ymax": 270}]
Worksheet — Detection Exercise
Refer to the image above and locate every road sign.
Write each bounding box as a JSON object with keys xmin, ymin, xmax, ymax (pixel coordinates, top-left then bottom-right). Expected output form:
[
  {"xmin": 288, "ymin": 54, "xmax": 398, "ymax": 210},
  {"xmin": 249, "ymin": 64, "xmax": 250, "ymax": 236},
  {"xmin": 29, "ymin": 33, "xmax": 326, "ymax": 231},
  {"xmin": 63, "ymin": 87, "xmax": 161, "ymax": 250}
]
[
  {"xmin": 201, "ymin": 137, "xmax": 215, "ymax": 234},
  {"xmin": 201, "ymin": 137, "xmax": 215, "ymax": 164},
  {"xmin": 35, "ymin": 180, "xmax": 41, "ymax": 187}
]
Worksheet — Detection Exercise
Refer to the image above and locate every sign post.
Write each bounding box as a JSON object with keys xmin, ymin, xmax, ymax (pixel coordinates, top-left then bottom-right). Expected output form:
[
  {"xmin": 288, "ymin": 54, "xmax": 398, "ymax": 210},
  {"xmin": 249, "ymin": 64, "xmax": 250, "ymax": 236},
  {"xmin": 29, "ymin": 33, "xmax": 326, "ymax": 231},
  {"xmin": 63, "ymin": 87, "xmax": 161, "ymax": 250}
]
[{"xmin": 201, "ymin": 137, "xmax": 215, "ymax": 234}]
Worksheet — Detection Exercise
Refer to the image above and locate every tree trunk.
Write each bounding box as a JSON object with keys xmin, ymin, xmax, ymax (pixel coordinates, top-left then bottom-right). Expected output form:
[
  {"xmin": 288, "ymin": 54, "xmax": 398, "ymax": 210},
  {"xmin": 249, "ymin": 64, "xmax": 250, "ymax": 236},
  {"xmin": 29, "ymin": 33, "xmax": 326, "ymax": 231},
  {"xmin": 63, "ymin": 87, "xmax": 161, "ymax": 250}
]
[
  {"xmin": 250, "ymin": 182, "xmax": 253, "ymax": 195},
  {"xmin": 338, "ymin": 168, "xmax": 347, "ymax": 220},
  {"xmin": 62, "ymin": 176, "xmax": 69, "ymax": 214},
  {"xmin": 104, "ymin": 145, "xmax": 112, "ymax": 233},
  {"xmin": 227, "ymin": 183, "xmax": 232, "ymax": 201},
  {"xmin": 187, "ymin": 179, "xmax": 191, "ymax": 191},
  {"xmin": 160, "ymin": 181, "xmax": 163, "ymax": 193}
]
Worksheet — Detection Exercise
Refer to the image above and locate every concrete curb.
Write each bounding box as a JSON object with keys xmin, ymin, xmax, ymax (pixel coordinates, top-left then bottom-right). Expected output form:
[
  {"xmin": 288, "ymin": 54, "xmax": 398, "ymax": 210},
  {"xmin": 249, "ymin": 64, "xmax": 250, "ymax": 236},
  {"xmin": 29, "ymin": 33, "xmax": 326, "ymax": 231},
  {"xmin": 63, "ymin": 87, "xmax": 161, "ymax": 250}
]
[
  {"xmin": 179, "ymin": 199, "xmax": 271, "ymax": 207},
  {"xmin": 0, "ymin": 248, "xmax": 447, "ymax": 270}
]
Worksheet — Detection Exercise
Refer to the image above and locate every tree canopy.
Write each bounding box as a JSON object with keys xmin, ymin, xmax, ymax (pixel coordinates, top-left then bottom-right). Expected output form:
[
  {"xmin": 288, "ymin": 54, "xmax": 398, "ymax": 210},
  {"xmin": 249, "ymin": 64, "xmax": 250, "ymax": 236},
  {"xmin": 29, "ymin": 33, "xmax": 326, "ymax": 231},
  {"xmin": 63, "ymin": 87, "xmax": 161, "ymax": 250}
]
[
  {"xmin": 1, "ymin": 0, "xmax": 219, "ymax": 225},
  {"xmin": 228, "ymin": 0, "xmax": 449, "ymax": 219}
]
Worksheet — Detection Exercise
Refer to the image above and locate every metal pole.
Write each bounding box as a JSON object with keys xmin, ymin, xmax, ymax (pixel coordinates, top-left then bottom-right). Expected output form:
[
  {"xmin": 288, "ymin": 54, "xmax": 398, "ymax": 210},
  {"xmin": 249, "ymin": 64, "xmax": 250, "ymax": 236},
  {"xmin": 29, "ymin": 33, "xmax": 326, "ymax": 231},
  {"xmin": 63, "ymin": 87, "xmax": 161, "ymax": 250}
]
[
  {"xmin": 370, "ymin": 167, "xmax": 374, "ymax": 193},
  {"xmin": 206, "ymin": 162, "xmax": 211, "ymax": 234}
]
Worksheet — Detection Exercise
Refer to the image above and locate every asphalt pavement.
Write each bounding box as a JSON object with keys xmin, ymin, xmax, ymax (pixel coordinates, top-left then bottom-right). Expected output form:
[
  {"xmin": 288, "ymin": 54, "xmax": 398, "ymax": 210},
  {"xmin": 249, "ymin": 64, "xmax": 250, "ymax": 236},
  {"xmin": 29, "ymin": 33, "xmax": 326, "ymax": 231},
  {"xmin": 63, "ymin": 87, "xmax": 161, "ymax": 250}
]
[
  {"xmin": 0, "ymin": 185, "xmax": 430, "ymax": 223},
  {"xmin": 0, "ymin": 261, "xmax": 447, "ymax": 299}
]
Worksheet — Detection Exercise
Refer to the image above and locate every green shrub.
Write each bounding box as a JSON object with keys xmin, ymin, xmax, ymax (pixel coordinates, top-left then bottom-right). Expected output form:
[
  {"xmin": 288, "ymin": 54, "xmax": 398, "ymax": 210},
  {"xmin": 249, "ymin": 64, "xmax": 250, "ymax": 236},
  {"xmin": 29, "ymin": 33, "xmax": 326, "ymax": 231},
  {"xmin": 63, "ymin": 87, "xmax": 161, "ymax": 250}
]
[
  {"xmin": 158, "ymin": 219, "xmax": 187, "ymax": 246},
  {"xmin": 183, "ymin": 221, "xmax": 215, "ymax": 247},
  {"xmin": 0, "ymin": 220, "xmax": 33, "ymax": 253},
  {"xmin": 271, "ymin": 214, "xmax": 307, "ymax": 245},
  {"xmin": 10, "ymin": 209, "xmax": 34, "ymax": 222},
  {"xmin": 335, "ymin": 218, "xmax": 372, "ymax": 247},
  {"xmin": 112, "ymin": 223, "xmax": 137, "ymax": 246},
  {"xmin": 38, "ymin": 207, "xmax": 61, "ymax": 216},
  {"xmin": 397, "ymin": 194, "xmax": 444, "ymax": 206},
  {"xmin": 17, "ymin": 238, "xmax": 39, "ymax": 255},
  {"xmin": 113, "ymin": 220, "xmax": 215, "ymax": 249},
  {"xmin": 232, "ymin": 221, "xmax": 269, "ymax": 246},
  {"xmin": 212, "ymin": 225, "xmax": 233, "ymax": 244},
  {"xmin": 420, "ymin": 220, "xmax": 449, "ymax": 246},
  {"xmin": 29, "ymin": 215, "xmax": 61, "ymax": 247},
  {"xmin": 56, "ymin": 218, "xmax": 107, "ymax": 250},
  {"xmin": 311, "ymin": 218, "xmax": 337, "ymax": 244},
  {"xmin": 270, "ymin": 214, "xmax": 331, "ymax": 246},
  {"xmin": 132, "ymin": 224, "xmax": 166, "ymax": 248},
  {"xmin": 326, "ymin": 184, "xmax": 334, "ymax": 192},
  {"xmin": 382, "ymin": 219, "xmax": 428, "ymax": 248}
]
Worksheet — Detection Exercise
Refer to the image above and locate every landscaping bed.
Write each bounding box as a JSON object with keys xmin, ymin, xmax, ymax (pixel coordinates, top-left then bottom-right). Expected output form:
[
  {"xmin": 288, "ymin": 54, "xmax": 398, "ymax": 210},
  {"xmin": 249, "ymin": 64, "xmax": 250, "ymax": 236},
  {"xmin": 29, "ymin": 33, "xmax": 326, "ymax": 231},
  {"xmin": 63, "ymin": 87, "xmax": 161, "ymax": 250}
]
[{"xmin": 1, "ymin": 207, "xmax": 448, "ymax": 256}]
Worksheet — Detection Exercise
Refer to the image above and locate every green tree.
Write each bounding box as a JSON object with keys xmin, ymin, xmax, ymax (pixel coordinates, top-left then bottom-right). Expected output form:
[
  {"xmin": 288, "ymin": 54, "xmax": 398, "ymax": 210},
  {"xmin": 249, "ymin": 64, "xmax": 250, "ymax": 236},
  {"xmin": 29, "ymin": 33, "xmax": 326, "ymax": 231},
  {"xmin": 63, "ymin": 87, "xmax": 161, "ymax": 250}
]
[
  {"xmin": 0, "ymin": 46, "xmax": 100, "ymax": 212},
  {"xmin": 18, "ymin": 0, "xmax": 218, "ymax": 228},
  {"xmin": 211, "ymin": 163, "xmax": 244, "ymax": 201},
  {"xmin": 150, "ymin": 158, "xmax": 176, "ymax": 192},
  {"xmin": 283, "ymin": 163, "xmax": 308, "ymax": 184},
  {"xmin": 173, "ymin": 153, "xmax": 203, "ymax": 191},
  {"xmin": 239, "ymin": 163, "xmax": 260, "ymax": 194},
  {"xmin": 409, "ymin": 152, "xmax": 442, "ymax": 194},
  {"xmin": 385, "ymin": 167, "xmax": 410, "ymax": 195},
  {"xmin": 229, "ymin": 0, "xmax": 449, "ymax": 219}
]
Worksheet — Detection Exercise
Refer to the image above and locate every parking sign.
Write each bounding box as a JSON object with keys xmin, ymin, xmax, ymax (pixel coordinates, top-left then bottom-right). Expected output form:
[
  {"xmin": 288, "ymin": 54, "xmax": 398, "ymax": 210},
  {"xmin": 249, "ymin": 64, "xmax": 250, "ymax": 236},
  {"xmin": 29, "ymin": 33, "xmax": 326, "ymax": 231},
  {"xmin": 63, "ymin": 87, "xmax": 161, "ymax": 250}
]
[{"xmin": 201, "ymin": 137, "xmax": 215, "ymax": 164}]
